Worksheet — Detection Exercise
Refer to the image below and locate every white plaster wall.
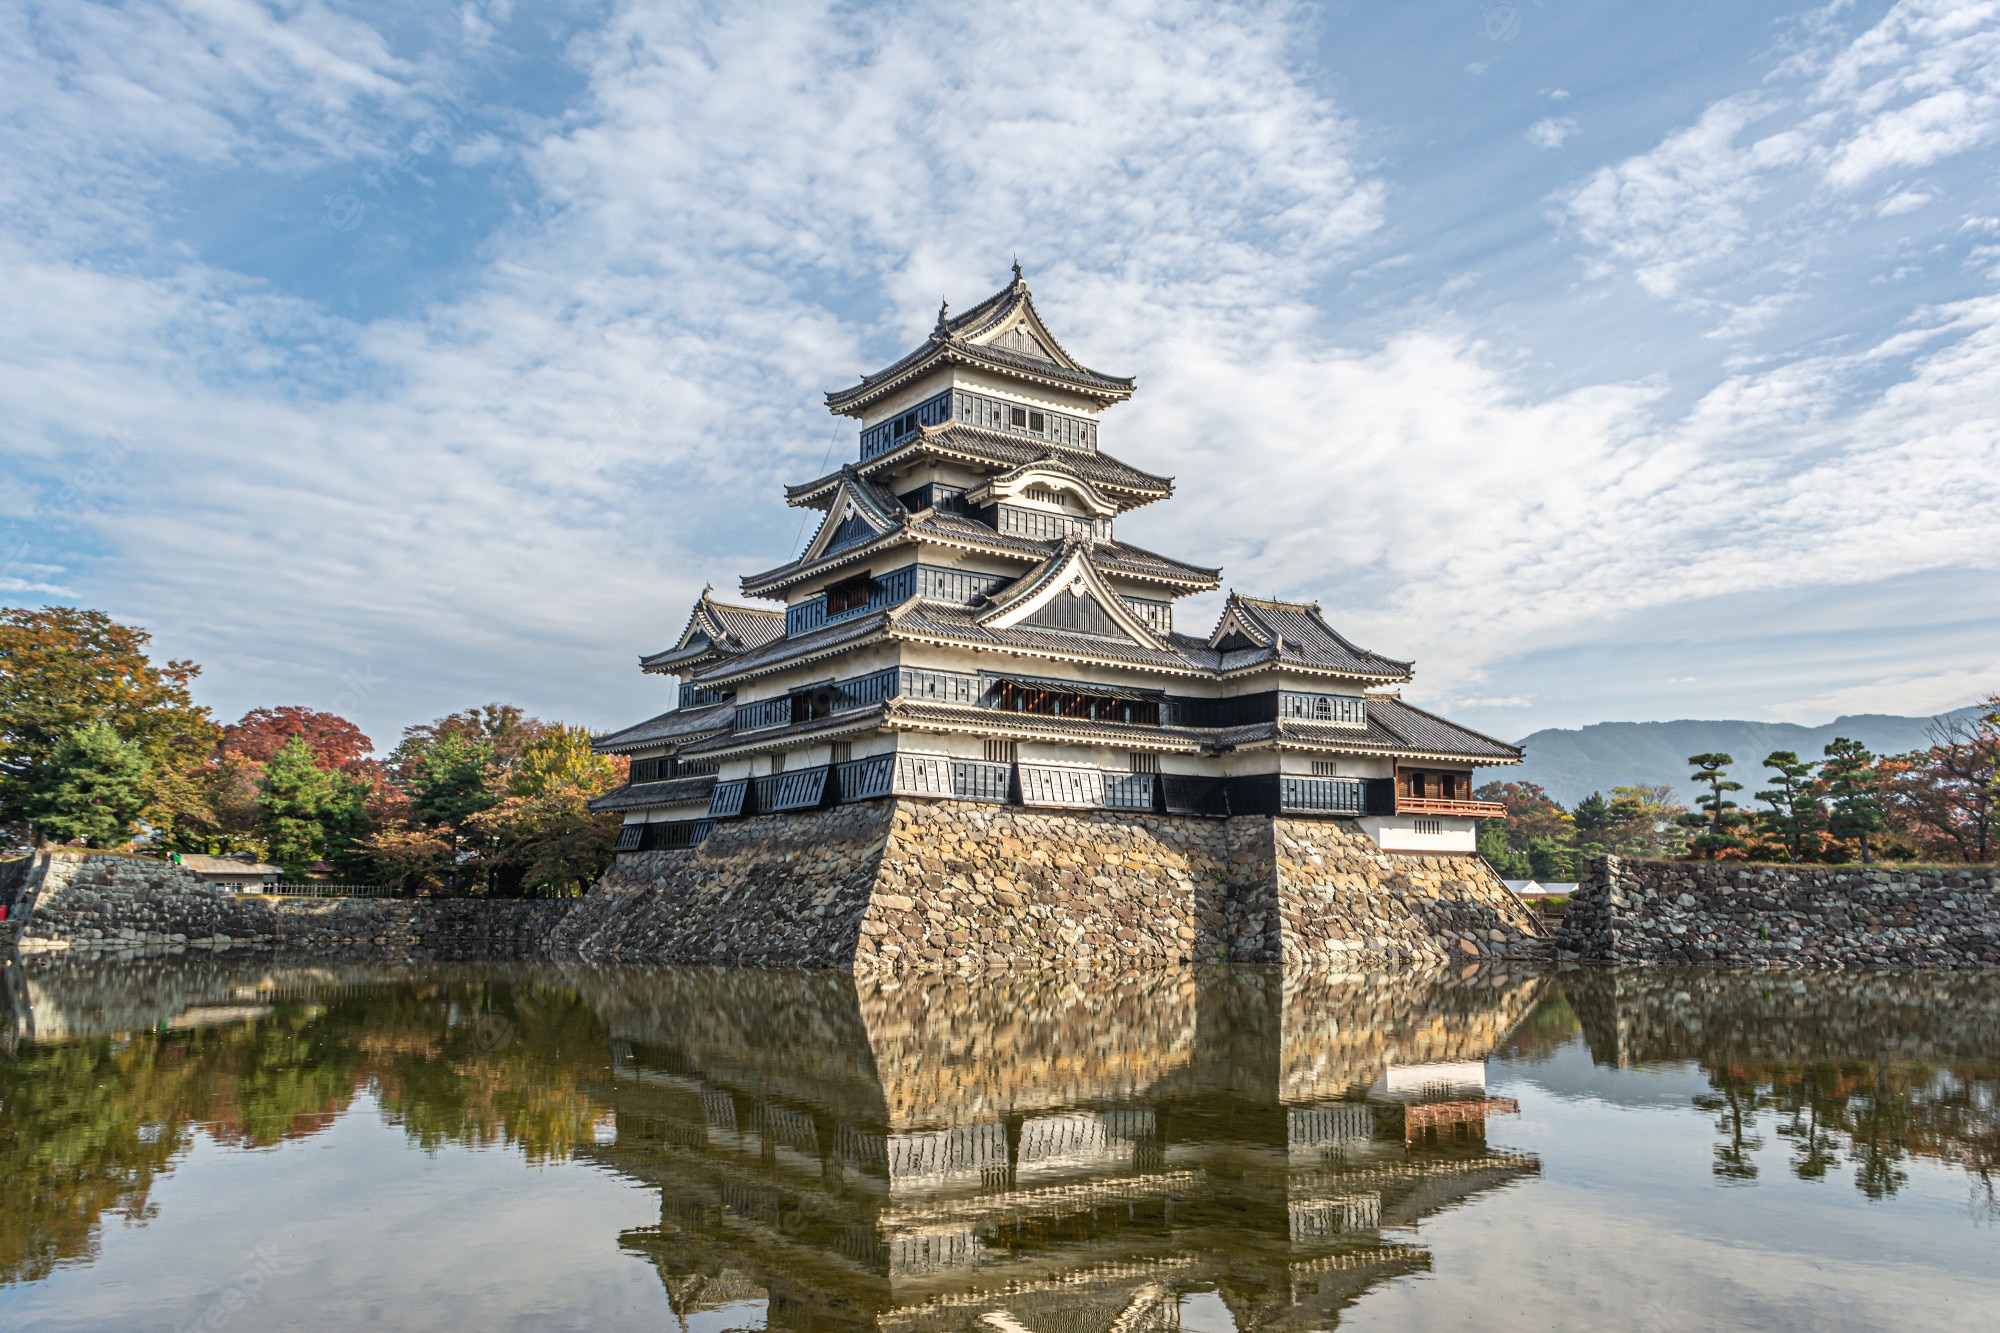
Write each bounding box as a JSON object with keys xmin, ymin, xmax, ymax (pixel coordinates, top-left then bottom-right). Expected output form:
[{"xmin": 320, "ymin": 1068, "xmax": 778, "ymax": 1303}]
[{"xmin": 1357, "ymin": 815, "xmax": 1478, "ymax": 854}]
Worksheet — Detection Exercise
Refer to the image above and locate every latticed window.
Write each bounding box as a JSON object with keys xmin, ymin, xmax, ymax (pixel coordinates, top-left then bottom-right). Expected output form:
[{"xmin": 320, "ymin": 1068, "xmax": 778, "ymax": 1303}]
[
  {"xmin": 1129, "ymin": 752, "xmax": 1158, "ymax": 774},
  {"xmin": 1311, "ymin": 760, "xmax": 1339, "ymax": 777},
  {"xmin": 983, "ymin": 739, "xmax": 1017, "ymax": 764},
  {"xmin": 830, "ymin": 740, "xmax": 853, "ymax": 765}
]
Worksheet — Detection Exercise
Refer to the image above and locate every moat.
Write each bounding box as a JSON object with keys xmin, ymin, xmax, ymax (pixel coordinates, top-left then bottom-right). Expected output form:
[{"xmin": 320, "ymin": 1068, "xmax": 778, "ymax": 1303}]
[{"xmin": 1, "ymin": 960, "xmax": 1994, "ymax": 1331}]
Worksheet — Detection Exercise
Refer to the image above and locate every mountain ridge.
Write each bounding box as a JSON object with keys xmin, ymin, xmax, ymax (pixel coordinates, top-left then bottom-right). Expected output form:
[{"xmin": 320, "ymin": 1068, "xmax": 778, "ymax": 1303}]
[{"xmin": 1504, "ymin": 706, "xmax": 1985, "ymax": 808}]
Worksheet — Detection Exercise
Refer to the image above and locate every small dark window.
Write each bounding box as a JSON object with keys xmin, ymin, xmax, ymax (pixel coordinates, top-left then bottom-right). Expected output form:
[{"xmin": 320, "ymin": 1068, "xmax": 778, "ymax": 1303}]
[
  {"xmin": 1009, "ymin": 406, "xmax": 1027, "ymax": 428},
  {"xmin": 1028, "ymin": 411, "xmax": 1045, "ymax": 433},
  {"xmin": 824, "ymin": 571, "xmax": 873, "ymax": 614}
]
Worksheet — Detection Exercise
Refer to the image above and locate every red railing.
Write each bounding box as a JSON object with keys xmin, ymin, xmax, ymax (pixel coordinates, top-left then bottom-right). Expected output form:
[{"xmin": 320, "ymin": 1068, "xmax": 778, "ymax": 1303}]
[{"xmin": 1396, "ymin": 797, "xmax": 1507, "ymax": 819}]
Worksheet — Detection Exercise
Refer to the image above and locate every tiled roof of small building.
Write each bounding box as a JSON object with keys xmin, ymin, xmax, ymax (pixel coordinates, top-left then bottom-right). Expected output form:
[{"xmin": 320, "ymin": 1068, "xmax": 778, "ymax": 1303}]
[
  {"xmin": 592, "ymin": 701, "xmax": 735, "ymax": 753},
  {"xmin": 1361, "ymin": 696, "xmax": 1522, "ymax": 760},
  {"xmin": 1208, "ymin": 593, "xmax": 1412, "ymax": 681},
  {"xmin": 586, "ymin": 774, "xmax": 719, "ymax": 813}
]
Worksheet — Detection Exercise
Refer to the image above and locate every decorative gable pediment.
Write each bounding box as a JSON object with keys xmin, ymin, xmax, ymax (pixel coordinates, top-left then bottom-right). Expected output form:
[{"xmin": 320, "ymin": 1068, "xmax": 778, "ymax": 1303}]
[
  {"xmin": 982, "ymin": 543, "xmax": 1166, "ymax": 648},
  {"xmin": 799, "ymin": 474, "xmax": 898, "ymax": 565},
  {"xmin": 966, "ymin": 291, "xmax": 1085, "ymax": 375},
  {"xmin": 965, "ymin": 460, "xmax": 1119, "ymax": 517},
  {"xmin": 1207, "ymin": 600, "xmax": 1272, "ymax": 652}
]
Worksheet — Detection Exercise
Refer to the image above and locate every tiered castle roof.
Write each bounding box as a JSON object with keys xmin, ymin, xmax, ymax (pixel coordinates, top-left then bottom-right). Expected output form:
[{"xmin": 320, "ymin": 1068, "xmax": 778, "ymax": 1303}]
[{"xmin": 594, "ymin": 266, "xmax": 1519, "ymax": 827}]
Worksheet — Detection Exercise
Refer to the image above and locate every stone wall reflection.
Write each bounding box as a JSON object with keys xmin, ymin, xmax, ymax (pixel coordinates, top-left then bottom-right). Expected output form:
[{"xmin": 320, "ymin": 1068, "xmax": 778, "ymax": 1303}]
[{"xmin": 1563, "ymin": 966, "xmax": 2000, "ymax": 1208}]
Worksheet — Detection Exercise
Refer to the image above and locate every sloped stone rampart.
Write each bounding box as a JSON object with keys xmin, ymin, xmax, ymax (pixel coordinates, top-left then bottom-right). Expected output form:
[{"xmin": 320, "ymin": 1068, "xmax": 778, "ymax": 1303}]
[
  {"xmin": 544, "ymin": 802, "xmax": 895, "ymax": 967},
  {"xmin": 1556, "ymin": 856, "xmax": 2000, "ymax": 969},
  {"xmin": 552, "ymin": 801, "xmax": 1544, "ymax": 972},
  {"xmin": 6, "ymin": 851, "xmax": 567, "ymax": 962}
]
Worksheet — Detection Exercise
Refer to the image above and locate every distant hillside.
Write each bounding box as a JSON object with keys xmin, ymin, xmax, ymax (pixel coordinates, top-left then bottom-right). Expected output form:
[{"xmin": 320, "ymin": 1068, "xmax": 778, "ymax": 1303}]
[{"xmin": 1508, "ymin": 707, "xmax": 1985, "ymax": 808}]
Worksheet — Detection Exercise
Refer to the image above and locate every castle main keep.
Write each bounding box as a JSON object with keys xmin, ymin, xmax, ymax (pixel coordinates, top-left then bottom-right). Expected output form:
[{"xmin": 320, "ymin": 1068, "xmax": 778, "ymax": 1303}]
[{"xmin": 575, "ymin": 268, "xmax": 1541, "ymax": 970}]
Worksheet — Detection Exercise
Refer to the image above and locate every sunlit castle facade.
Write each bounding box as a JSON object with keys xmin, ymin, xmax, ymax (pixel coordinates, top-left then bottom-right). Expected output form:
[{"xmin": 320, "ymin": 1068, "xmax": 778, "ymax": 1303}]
[{"xmin": 593, "ymin": 266, "xmax": 1519, "ymax": 850}]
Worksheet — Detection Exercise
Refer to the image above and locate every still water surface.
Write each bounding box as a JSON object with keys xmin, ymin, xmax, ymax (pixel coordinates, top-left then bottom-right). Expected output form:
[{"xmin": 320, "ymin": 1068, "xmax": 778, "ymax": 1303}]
[{"xmin": 0, "ymin": 961, "xmax": 1993, "ymax": 1331}]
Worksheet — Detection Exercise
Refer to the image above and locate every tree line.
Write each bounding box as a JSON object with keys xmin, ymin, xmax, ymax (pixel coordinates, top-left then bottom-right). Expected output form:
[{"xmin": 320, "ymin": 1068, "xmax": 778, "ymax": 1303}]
[
  {"xmin": 0, "ymin": 606, "xmax": 630, "ymax": 896},
  {"xmin": 1480, "ymin": 702, "xmax": 1999, "ymax": 876}
]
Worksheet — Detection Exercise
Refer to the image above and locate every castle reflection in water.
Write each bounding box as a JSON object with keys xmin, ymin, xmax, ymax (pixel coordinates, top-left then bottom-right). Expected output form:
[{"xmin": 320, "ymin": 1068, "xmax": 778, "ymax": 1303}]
[
  {"xmin": 12, "ymin": 960, "xmax": 1990, "ymax": 1328},
  {"xmin": 0, "ymin": 959, "xmax": 1550, "ymax": 1328},
  {"xmin": 567, "ymin": 966, "xmax": 1545, "ymax": 1330}
]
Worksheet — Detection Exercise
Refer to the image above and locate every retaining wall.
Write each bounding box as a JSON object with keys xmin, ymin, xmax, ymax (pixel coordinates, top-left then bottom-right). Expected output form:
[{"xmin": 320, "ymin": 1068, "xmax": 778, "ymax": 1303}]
[
  {"xmin": 1556, "ymin": 856, "xmax": 2000, "ymax": 969},
  {"xmin": 548, "ymin": 799, "xmax": 1543, "ymax": 972},
  {"xmin": 7, "ymin": 851, "xmax": 569, "ymax": 962}
]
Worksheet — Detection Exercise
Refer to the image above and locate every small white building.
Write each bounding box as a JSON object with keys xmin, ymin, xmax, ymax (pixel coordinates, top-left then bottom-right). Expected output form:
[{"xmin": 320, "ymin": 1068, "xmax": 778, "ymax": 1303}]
[{"xmin": 171, "ymin": 854, "xmax": 283, "ymax": 890}]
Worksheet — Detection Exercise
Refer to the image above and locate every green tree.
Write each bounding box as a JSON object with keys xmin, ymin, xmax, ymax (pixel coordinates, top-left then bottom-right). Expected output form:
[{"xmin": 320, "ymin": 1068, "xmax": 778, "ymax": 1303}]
[
  {"xmin": 16, "ymin": 723, "xmax": 149, "ymax": 847},
  {"xmin": 1820, "ymin": 737, "xmax": 1887, "ymax": 864},
  {"xmin": 256, "ymin": 735, "xmax": 370, "ymax": 874},
  {"xmin": 1476, "ymin": 818, "xmax": 1529, "ymax": 878},
  {"xmin": 465, "ymin": 725, "xmax": 626, "ymax": 897},
  {"xmin": 1677, "ymin": 753, "xmax": 1747, "ymax": 859},
  {"xmin": 1607, "ymin": 784, "xmax": 1691, "ymax": 858},
  {"xmin": 0, "ymin": 606, "xmax": 219, "ymax": 847},
  {"xmin": 1755, "ymin": 750, "xmax": 1824, "ymax": 864},
  {"xmin": 1571, "ymin": 791, "xmax": 1616, "ymax": 855},
  {"xmin": 1526, "ymin": 835, "xmax": 1576, "ymax": 881}
]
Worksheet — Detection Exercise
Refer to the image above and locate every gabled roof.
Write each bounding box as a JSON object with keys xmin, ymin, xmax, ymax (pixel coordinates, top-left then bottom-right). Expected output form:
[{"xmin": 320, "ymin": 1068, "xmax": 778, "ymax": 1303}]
[
  {"xmin": 794, "ymin": 467, "xmax": 905, "ymax": 566},
  {"xmin": 977, "ymin": 538, "xmax": 1170, "ymax": 650},
  {"xmin": 825, "ymin": 266, "xmax": 1135, "ymax": 415},
  {"xmin": 786, "ymin": 422, "xmax": 1173, "ymax": 513},
  {"xmin": 591, "ymin": 701, "xmax": 735, "ymax": 754},
  {"xmin": 1206, "ymin": 593, "xmax": 1412, "ymax": 682},
  {"xmin": 640, "ymin": 588, "xmax": 785, "ymax": 675}
]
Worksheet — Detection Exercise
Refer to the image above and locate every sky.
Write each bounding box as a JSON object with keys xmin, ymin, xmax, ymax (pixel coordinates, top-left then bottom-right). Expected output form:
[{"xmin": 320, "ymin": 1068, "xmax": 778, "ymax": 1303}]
[{"xmin": 3, "ymin": 0, "xmax": 1998, "ymax": 751}]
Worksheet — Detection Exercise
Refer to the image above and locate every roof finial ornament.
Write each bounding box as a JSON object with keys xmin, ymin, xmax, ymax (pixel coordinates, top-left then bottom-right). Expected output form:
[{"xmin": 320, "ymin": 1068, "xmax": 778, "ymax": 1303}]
[
  {"xmin": 935, "ymin": 297, "xmax": 949, "ymax": 332},
  {"xmin": 1011, "ymin": 255, "xmax": 1024, "ymax": 285}
]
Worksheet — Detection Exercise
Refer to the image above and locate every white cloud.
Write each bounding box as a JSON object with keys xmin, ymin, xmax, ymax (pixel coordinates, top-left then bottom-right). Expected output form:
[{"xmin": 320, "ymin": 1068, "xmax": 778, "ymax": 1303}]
[
  {"xmin": 1, "ymin": 0, "xmax": 1996, "ymax": 744},
  {"xmin": 1877, "ymin": 187, "xmax": 1935, "ymax": 214},
  {"xmin": 1565, "ymin": 96, "xmax": 1809, "ymax": 296},
  {"xmin": 1527, "ymin": 116, "xmax": 1578, "ymax": 149},
  {"xmin": 1565, "ymin": 0, "xmax": 2000, "ymax": 297}
]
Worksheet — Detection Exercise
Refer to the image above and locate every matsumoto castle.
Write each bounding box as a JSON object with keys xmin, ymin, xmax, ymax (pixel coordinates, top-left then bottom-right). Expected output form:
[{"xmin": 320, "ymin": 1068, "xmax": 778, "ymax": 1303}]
[{"xmin": 593, "ymin": 267, "xmax": 1519, "ymax": 850}]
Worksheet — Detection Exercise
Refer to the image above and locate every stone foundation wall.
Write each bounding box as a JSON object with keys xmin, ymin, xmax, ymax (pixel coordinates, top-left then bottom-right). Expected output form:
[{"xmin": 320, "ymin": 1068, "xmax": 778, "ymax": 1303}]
[
  {"xmin": 544, "ymin": 802, "xmax": 896, "ymax": 967},
  {"xmin": 551, "ymin": 800, "xmax": 1543, "ymax": 973},
  {"xmin": 8, "ymin": 851, "xmax": 569, "ymax": 962},
  {"xmin": 1556, "ymin": 856, "xmax": 2000, "ymax": 969}
]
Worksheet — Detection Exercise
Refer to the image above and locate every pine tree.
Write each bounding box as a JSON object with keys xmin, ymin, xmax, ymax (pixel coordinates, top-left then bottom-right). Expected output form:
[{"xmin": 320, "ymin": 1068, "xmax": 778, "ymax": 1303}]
[
  {"xmin": 19, "ymin": 723, "xmax": 150, "ymax": 848},
  {"xmin": 1571, "ymin": 791, "xmax": 1616, "ymax": 855},
  {"xmin": 1755, "ymin": 750, "xmax": 1824, "ymax": 864},
  {"xmin": 256, "ymin": 735, "xmax": 370, "ymax": 875},
  {"xmin": 1676, "ymin": 753, "xmax": 1747, "ymax": 859},
  {"xmin": 1820, "ymin": 737, "xmax": 1887, "ymax": 864}
]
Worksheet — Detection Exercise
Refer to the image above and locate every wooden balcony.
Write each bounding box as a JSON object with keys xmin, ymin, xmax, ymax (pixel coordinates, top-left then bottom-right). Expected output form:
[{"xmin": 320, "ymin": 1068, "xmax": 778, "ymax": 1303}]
[{"xmin": 1396, "ymin": 797, "xmax": 1507, "ymax": 819}]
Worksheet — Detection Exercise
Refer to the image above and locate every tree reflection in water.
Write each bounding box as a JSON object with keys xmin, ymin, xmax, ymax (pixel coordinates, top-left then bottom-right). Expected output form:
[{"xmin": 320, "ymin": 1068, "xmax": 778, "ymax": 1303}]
[{"xmin": 0, "ymin": 958, "xmax": 1995, "ymax": 1323}]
